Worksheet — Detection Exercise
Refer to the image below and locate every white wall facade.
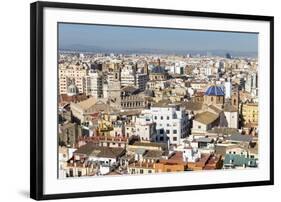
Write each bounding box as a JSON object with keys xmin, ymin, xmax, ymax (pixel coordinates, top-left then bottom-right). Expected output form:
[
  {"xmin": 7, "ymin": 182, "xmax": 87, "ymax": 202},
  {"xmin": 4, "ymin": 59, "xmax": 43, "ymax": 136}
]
[
  {"xmin": 224, "ymin": 111, "xmax": 238, "ymax": 129},
  {"xmin": 149, "ymin": 105, "xmax": 189, "ymax": 145}
]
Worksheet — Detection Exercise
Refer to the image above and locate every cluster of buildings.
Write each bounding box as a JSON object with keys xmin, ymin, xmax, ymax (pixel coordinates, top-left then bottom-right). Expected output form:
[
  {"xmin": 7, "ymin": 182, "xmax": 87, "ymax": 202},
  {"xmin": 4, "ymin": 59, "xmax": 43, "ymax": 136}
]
[{"xmin": 58, "ymin": 52, "xmax": 259, "ymax": 178}]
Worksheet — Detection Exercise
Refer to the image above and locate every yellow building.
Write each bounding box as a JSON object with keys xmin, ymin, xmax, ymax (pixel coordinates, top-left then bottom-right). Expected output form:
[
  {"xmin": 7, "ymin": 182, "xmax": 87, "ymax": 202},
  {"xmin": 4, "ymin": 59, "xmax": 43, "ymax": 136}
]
[
  {"xmin": 242, "ymin": 102, "xmax": 259, "ymax": 125},
  {"xmin": 97, "ymin": 115, "xmax": 113, "ymax": 136}
]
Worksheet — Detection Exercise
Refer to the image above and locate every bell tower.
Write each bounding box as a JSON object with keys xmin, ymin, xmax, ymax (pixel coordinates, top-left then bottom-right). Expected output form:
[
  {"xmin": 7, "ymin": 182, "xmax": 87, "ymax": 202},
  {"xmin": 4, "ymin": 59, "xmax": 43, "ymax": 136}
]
[
  {"xmin": 107, "ymin": 65, "xmax": 122, "ymax": 109},
  {"xmin": 231, "ymin": 89, "xmax": 239, "ymax": 109}
]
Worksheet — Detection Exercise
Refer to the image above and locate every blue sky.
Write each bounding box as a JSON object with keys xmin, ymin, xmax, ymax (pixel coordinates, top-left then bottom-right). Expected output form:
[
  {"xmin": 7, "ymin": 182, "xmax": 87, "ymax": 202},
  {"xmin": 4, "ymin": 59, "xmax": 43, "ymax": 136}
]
[{"xmin": 58, "ymin": 23, "xmax": 258, "ymax": 53}]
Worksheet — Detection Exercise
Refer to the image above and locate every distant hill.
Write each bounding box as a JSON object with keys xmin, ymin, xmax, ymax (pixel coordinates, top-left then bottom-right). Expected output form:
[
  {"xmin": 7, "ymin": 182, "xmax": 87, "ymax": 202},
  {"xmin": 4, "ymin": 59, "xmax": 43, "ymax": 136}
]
[{"xmin": 59, "ymin": 44, "xmax": 257, "ymax": 57}]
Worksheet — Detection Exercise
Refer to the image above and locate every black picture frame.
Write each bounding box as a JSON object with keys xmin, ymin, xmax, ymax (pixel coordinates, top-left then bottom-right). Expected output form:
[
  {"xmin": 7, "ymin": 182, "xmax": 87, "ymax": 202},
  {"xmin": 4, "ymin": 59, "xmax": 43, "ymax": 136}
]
[{"xmin": 30, "ymin": 1, "xmax": 274, "ymax": 200}]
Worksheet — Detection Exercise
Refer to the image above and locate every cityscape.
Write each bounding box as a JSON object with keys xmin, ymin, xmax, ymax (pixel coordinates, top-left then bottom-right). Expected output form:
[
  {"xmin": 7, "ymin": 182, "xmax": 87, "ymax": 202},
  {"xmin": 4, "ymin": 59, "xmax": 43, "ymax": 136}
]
[{"xmin": 58, "ymin": 23, "xmax": 259, "ymax": 178}]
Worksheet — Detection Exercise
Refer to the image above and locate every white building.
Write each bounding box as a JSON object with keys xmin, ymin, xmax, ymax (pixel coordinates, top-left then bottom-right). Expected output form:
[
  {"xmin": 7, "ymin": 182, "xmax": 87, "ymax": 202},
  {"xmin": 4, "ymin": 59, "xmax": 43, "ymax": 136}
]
[
  {"xmin": 182, "ymin": 147, "xmax": 201, "ymax": 163},
  {"xmin": 224, "ymin": 103, "xmax": 239, "ymax": 129},
  {"xmin": 224, "ymin": 81, "xmax": 232, "ymax": 99},
  {"xmin": 174, "ymin": 61, "xmax": 186, "ymax": 75},
  {"xmin": 85, "ymin": 70, "xmax": 103, "ymax": 98},
  {"xmin": 245, "ymin": 72, "xmax": 258, "ymax": 96},
  {"xmin": 121, "ymin": 68, "xmax": 148, "ymax": 91},
  {"xmin": 58, "ymin": 62, "xmax": 88, "ymax": 94},
  {"xmin": 205, "ymin": 65, "xmax": 212, "ymax": 76},
  {"xmin": 224, "ymin": 111, "xmax": 238, "ymax": 129},
  {"xmin": 102, "ymin": 81, "xmax": 109, "ymax": 98},
  {"xmin": 149, "ymin": 103, "xmax": 189, "ymax": 145},
  {"xmin": 135, "ymin": 114, "xmax": 156, "ymax": 141}
]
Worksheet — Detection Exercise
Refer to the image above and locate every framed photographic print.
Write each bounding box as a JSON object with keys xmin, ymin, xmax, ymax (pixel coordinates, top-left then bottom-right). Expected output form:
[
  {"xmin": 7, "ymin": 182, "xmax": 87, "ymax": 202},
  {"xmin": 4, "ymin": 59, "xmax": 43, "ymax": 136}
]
[{"xmin": 30, "ymin": 1, "xmax": 274, "ymax": 200}]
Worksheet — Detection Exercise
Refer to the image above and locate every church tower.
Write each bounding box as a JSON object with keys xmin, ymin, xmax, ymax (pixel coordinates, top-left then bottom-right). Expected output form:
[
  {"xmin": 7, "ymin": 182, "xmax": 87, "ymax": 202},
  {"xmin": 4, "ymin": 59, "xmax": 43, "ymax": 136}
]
[
  {"xmin": 143, "ymin": 62, "xmax": 149, "ymax": 75},
  {"xmin": 231, "ymin": 88, "xmax": 239, "ymax": 109},
  {"xmin": 107, "ymin": 65, "xmax": 122, "ymax": 109}
]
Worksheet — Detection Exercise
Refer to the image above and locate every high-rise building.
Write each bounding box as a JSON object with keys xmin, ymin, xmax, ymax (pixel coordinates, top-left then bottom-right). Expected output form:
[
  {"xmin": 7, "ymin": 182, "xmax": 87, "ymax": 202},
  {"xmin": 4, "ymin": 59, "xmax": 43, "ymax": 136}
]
[
  {"xmin": 225, "ymin": 53, "xmax": 232, "ymax": 59},
  {"xmin": 245, "ymin": 72, "xmax": 258, "ymax": 96},
  {"xmin": 58, "ymin": 63, "xmax": 88, "ymax": 95},
  {"xmin": 85, "ymin": 70, "xmax": 103, "ymax": 98},
  {"xmin": 121, "ymin": 66, "xmax": 148, "ymax": 91}
]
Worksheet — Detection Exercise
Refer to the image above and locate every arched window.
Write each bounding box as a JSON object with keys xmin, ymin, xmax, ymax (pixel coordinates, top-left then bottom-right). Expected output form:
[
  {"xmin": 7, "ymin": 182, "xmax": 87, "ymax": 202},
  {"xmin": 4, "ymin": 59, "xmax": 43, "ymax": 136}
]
[{"xmin": 233, "ymin": 99, "xmax": 237, "ymax": 106}]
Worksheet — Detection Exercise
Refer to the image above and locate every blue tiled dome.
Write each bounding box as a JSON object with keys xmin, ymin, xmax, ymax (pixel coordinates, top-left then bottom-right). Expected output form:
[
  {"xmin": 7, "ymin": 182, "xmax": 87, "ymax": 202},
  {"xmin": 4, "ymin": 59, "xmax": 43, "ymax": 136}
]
[{"xmin": 204, "ymin": 85, "xmax": 225, "ymax": 96}]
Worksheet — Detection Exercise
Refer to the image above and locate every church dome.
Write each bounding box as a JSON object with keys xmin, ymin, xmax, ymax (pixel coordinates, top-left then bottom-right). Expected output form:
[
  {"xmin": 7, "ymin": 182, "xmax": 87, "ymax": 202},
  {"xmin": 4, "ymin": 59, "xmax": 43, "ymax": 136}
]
[
  {"xmin": 204, "ymin": 85, "xmax": 225, "ymax": 96},
  {"xmin": 67, "ymin": 83, "xmax": 78, "ymax": 96}
]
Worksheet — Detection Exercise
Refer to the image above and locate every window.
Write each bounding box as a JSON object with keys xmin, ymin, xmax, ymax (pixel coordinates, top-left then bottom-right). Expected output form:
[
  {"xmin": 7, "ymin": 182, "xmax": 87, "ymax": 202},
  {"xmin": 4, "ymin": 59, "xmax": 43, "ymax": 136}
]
[
  {"xmin": 167, "ymin": 116, "xmax": 170, "ymax": 120},
  {"xmin": 69, "ymin": 169, "xmax": 73, "ymax": 177},
  {"xmin": 160, "ymin": 116, "xmax": 163, "ymax": 120},
  {"xmin": 154, "ymin": 116, "xmax": 157, "ymax": 120},
  {"xmin": 173, "ymin": 137, "xmax": 177, "ymax": 141},
  {"xmin": 78, "ymin": 171, "xmax": 82, "ymax": 177},
  {"xmin": 198, "ymin": 125, "xmax": 201, "ymax": 129},
  {"xmin": 148, "ymin": 170, "xmax": 152, "ymax": 173},
  {"xmin": 166, "ymin": 130, "xmax": 170, "ymax": 134},
  {"xmin": 173, "ymin": 129, "xmax": 177, "ymax": 134},
  {"xmin": 140, "ymin": 169, "xmax": 144, "ymax": 174}
]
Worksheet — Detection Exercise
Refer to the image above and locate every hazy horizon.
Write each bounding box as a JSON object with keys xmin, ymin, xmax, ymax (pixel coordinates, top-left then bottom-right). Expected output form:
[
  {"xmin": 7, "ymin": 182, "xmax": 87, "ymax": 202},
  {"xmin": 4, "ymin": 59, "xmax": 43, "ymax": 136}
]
[{"xmin": 58, "ymin": 23, "xmax": 258, "ymax": 56}]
